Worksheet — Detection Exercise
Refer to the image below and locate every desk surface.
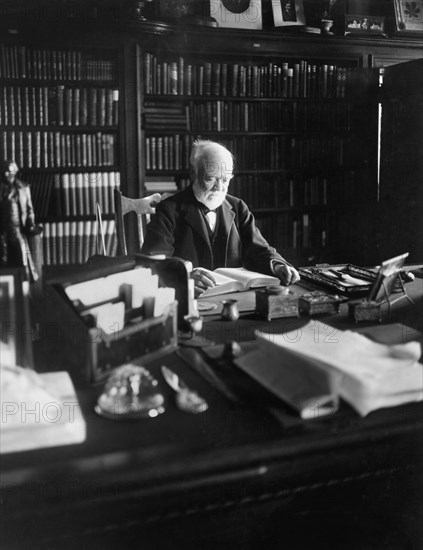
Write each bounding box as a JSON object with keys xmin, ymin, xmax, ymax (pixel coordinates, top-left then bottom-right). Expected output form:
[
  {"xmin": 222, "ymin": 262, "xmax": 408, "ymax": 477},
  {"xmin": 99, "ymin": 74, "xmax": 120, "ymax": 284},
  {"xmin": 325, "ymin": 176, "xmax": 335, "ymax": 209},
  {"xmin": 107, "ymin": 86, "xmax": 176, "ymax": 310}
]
[{"xmin": 2, "ymin": 272, "xmax": 423, "ymax": 550}]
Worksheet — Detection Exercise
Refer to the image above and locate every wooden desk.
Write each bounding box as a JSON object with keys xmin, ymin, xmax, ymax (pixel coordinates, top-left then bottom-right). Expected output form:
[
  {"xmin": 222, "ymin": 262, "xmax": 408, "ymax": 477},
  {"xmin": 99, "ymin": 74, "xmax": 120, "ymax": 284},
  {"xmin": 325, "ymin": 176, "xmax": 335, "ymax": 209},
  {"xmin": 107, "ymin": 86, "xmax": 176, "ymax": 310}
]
[{"xmin": 2, "ymin": 275, "xmax": 423, "ymax": 550}]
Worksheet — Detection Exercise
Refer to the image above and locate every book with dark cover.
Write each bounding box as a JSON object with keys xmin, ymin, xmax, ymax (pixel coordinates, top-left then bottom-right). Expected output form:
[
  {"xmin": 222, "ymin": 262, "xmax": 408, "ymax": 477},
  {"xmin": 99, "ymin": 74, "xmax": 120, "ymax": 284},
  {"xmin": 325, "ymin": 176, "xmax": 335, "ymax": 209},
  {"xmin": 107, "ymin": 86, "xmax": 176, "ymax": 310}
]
[
  {"xmin": 56, "ymin": 85, "xmax": 65, "ymax": 126},
  {"xmin": 88, "ymin": 88, "xmax": 97, "ymax": 125},
  {"xmin": 177, "ymin": 56, "xmax": 184, "ymax": 95},
  {"xmin": 72, "ymin": 88, "xmax": 80, "ymax": 125},
  {"xmin": 80, "ymin": 88, "xmax": 88, "ymax": 125},
  {"xmin": 98, "ymin": 88, "xmax": 106, "ymax": 126},
  {"xmin": 105, "ymin": 89, "xmax": 113, "ymax": 126}
]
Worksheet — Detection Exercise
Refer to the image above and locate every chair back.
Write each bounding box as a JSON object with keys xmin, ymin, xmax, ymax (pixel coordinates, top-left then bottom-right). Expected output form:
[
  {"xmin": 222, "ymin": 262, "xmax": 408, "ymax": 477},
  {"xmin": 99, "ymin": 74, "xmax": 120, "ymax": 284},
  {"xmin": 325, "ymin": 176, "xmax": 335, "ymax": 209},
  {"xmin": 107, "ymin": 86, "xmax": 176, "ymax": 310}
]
[{"xmin": 114, "ymin": 189, "xmax": 149, "ymax": 256}]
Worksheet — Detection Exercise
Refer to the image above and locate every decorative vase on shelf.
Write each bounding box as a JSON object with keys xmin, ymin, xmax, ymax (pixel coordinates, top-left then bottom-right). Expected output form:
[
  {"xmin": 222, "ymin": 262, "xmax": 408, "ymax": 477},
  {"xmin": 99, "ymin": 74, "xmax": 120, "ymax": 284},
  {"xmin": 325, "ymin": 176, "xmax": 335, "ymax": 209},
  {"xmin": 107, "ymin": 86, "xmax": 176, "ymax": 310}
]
[{"xmin": 321, "ymin": 18, "xmax": 334, "ymax": 34}]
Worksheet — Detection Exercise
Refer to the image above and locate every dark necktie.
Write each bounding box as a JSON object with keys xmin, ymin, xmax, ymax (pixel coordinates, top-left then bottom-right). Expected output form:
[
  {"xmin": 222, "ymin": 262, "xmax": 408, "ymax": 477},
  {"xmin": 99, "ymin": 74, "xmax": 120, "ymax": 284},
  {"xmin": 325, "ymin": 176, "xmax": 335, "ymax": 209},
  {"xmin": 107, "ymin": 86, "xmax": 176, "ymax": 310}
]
[{"xmin": 198, "ymin": 204, "xmax": 217, "ymax": 231}]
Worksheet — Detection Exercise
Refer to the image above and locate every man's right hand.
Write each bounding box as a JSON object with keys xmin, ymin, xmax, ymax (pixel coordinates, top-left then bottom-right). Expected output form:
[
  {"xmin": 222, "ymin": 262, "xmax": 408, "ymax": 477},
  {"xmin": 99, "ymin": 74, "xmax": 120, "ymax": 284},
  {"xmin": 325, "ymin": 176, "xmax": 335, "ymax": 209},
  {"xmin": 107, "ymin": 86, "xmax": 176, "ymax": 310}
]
[{"xmin": 191, "ymin": 268, "xmax": 216, "ymax": 297}]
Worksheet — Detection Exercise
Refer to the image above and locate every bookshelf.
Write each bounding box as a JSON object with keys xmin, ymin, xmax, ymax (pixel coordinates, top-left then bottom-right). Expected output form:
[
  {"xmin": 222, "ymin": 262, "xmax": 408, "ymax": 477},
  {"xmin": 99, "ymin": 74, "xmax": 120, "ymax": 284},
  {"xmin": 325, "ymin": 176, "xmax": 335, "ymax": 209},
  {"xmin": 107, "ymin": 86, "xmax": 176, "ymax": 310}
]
[
  {"xmin": 2, "ymin": 14, "xmax": 421, "ymax": 268},
  {"xmin": 137, "ymin": 43, "xmax": 377, "ymax": 265},
  {"xmin": 0, "ymin": 42, "xmax": 120, "ymax": 265}
]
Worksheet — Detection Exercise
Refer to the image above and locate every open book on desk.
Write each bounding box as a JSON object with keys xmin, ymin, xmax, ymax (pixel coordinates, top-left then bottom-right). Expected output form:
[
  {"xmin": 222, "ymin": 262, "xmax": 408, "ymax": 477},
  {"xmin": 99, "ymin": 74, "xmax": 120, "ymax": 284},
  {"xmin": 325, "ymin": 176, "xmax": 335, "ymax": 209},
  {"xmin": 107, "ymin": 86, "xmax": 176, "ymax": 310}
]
[{"xmin": 199, "ymin": 267, "xmax": 280, "ymax": 298}]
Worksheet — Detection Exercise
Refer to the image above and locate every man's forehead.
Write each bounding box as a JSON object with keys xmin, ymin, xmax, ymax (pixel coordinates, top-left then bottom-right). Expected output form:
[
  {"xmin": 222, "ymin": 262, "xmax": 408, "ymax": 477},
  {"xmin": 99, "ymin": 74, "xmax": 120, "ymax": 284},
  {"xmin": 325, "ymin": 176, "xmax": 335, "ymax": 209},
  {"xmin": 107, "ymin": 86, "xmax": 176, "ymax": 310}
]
[{"xmin": 203, "ymin": 153, "xmax": 233, "ymax": 172}]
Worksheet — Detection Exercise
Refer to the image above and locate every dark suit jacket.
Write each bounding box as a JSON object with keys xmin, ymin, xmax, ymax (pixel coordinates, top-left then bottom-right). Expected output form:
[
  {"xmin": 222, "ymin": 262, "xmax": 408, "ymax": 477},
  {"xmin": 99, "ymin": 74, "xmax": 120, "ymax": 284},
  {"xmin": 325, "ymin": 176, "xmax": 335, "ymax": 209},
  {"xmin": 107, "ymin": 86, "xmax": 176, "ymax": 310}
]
[{"xmin": 142, "ymin": 186, "xmax": 290, "ymax": 275}]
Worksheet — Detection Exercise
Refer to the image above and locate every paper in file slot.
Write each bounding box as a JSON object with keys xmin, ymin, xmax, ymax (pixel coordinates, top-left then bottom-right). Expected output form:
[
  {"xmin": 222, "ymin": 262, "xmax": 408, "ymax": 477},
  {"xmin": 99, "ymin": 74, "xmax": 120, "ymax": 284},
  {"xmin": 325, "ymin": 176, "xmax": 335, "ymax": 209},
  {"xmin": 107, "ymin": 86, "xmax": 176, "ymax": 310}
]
[
  {"xmin": 154, "ymin": 287, "xmax": 176, "ymax": 317},
  {"xmin": 105, "ymin": 267, "xmax": 157, "ymax": 308},
  {"xmin": 82, "ymin": 301, "xmax": 126, "ymax": 335},
  {"xmin": 64, "ymin": 268, "xmax": 157, "ymax": 309},
  {"xmin": 234, "ymin": 344, "xmax": 341, "ymax": 419},
  {"xmin": 64, "ymin": 277, "xmax": 120, "ymax": 306}
]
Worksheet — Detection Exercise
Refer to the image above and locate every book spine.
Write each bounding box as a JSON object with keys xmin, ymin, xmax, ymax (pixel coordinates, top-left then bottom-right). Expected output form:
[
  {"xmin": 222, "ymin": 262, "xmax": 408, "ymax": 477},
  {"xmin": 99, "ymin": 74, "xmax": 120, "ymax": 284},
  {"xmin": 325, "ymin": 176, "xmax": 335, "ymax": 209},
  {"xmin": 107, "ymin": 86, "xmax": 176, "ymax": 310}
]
[
  {"xmin": 98, "ymin": 88, "xmax": 106, "ymax": 126},
  {"xmin": 177, "ymin": 56, "xmax": 184, "ymax": 95},
  {"xmin": 169, "ymin": 62, "xmax": 178, "ymax": 95}
]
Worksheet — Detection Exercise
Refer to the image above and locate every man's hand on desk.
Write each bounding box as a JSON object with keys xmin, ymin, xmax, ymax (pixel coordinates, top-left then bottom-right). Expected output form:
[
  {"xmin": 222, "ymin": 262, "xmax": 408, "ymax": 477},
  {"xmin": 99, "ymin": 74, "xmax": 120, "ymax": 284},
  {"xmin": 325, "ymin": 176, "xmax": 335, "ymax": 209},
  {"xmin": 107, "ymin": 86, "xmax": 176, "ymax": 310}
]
[
  {"xmin": 191, "ymin": 268, "xmax": 217, "ymax": 297},
  {"xmin": 274, "ymin": 264, "xmax": 301, "ymax": 286}
]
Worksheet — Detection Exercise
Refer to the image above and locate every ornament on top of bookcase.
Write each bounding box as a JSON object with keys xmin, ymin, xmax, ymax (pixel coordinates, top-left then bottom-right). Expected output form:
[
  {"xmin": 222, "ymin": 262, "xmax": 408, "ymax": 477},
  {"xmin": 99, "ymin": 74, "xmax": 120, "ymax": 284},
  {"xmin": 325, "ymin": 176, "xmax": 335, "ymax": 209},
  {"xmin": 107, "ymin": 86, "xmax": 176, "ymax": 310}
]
[
  {"xmin": 123, "ymin": 0, "xmax": 155, "ymax": 22},
  {"xmin": 344, "ymin": 14, "xmax": 386, "ymax": 36},
  {"xmin": 210, "ymin": 0, "xmax": 263, "ymax": 29},
  {"xmin": 159, "ymin": 0, "xmax": 218, "ymax": 26},
  {"xmin": 271, "ymin": 0, "xmax": 305, "ymax": 28}
]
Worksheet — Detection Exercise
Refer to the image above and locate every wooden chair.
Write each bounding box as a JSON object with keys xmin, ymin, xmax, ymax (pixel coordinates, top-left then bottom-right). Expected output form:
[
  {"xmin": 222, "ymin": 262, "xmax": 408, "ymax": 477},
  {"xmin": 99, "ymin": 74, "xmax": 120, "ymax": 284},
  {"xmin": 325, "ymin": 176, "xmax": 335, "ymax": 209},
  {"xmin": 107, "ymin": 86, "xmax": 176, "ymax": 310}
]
[{"xmin": 114, "ymin": 188, "xmax": 160, "ymax": 256}]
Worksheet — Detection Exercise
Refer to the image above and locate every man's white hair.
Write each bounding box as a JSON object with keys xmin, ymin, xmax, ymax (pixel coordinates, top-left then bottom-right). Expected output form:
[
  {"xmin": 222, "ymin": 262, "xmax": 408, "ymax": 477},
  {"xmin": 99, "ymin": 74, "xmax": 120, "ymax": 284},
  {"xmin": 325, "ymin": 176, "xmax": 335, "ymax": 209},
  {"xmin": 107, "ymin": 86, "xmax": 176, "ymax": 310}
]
[{"xmin": 189, "ymin": 140, "xmax": 233, "ymax": 176}]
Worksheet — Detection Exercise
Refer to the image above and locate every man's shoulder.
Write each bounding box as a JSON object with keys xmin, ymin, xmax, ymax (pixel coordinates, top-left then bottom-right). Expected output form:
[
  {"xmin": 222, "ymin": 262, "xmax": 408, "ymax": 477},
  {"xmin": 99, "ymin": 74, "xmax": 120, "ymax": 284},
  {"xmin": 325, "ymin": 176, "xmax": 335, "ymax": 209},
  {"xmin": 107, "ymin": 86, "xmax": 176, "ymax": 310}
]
[
  {"xmin": 157, "ymin": 187, "xmax": 191, "ymax": 211},
  {"xmin": 224, "ymin": 194, "xmax": 249, "ymax": 211}
]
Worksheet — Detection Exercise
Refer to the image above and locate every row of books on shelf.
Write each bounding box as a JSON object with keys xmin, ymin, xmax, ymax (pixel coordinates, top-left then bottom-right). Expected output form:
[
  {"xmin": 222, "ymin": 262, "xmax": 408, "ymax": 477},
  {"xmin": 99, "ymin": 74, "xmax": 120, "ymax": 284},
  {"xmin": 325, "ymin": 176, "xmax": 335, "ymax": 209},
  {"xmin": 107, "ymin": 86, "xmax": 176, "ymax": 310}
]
[
  {"xmin": 0, "ymin": 85, "xmax": 119, "ymax": 127},
  {"xmin": 145, "ymin": 134, "xmax": 347, "ymax": 171},
  {"xmin": 28, "ymin": 171, "xmax": 120, "ymax": 218},
  {"xmin": 219, "ymin": 136, "xmax": 347, "ymax": 170},
  {"xmin": 0, "ymin": 44, "xmax": 117, "ymax": 81},
  {"xmin": 144, "ymin": 100, "xmax": 351, "ymax": 133},
  {"xmin": 2, "ymin": 130, "xmax": 117, "ymax": 168},
  {"xmin": 144, "ymin": 176, "xmax": 178, "ymax": 196},
  {"xmin": 143, "ymin": 53, "xmax": 353, "ymax": 99},
  {"xmin": 41, "ymin": 219, "xmax": 117, "ymax": 265},
  {"xmin": 145, "ymin": 134, "xmax": 192, "ymax": 171},
  {"xmin": 256, "ymin": 212, "xmax": 332, "ymax": 251},
  {"xmin": 144, "ymin": 100, "xmax": 187, "ymax": 131},
  {"xmin": 231, "ymin": 173, "xmax": 357, "ymax": 209},
  {"xmin": 186, "ymin": 101, "xmax": 351, "ymax": 133}
]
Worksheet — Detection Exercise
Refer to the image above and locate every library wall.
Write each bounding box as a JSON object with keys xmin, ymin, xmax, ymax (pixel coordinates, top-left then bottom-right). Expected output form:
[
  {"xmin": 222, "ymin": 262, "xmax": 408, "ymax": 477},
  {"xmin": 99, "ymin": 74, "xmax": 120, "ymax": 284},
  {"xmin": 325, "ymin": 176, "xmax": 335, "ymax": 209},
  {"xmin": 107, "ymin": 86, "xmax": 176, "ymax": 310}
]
[
  {"xmin": 0, "ymin": 38, "xmax": 121, "ymax": 264},
  {"xmin": 1, "ymin": 11, "xmax": 422, "ymax": 266}
]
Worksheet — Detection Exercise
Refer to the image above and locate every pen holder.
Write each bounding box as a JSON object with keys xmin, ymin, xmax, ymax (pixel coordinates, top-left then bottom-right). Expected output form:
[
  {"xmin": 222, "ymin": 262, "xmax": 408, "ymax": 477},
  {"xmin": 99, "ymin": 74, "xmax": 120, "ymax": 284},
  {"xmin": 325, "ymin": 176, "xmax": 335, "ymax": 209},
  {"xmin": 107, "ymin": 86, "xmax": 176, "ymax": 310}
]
[{"xmin": 255, "ymin": 286, "xmax": 299, "ymax": 321}]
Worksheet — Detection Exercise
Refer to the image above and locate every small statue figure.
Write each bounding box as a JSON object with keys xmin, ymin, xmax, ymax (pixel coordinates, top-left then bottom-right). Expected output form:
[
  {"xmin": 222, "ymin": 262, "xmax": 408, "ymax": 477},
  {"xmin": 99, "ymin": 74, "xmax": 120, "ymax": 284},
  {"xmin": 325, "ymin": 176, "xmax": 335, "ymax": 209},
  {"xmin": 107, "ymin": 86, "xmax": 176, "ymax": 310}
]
[
  {"xmin": 322, "ymin": 0, "xmax": 337, "ymax": 20},
  {"xmin": 0, "ymin": 160, "xmax": 42, "ymax": 282}
]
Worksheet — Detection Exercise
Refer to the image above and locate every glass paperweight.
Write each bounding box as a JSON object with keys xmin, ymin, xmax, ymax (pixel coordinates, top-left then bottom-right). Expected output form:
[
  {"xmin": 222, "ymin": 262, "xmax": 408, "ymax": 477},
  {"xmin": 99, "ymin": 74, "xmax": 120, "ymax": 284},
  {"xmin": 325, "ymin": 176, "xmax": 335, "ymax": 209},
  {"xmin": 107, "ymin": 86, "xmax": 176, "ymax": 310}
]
[{"xmin": 95, "ymin": 364, "xmax": 165, "ymax": 420}]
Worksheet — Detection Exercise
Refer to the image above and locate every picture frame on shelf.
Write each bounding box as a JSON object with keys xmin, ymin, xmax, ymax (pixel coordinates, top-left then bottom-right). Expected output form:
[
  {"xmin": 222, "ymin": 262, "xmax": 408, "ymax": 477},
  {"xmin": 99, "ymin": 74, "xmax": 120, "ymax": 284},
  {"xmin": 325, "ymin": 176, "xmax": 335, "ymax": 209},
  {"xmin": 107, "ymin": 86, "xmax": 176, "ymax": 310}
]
[
  {"xmin": 344, "ymin": 14, "xmax": 386, "ymax": 36},
  {"xmin": 0, "ymin": 267, "xmax": 33, "ymax": 369},
  {"xmin": 209, "ymin": 0, "xmax": 263, "ymax": 30},
  {"xmin": 272, "ymin": 0, "xmax": 305, "ymax": 28},
  {"xmin": 393, "ymin": 0, "xmax": 423, "ymax": 33}
]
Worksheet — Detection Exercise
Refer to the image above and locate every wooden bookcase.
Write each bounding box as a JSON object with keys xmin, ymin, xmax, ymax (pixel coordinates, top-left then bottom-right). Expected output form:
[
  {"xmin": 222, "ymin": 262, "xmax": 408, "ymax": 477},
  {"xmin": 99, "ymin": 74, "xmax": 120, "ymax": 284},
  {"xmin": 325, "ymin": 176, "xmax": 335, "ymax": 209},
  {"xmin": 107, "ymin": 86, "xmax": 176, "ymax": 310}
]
[
  {"xmin": 126, "ymin": 24, "xmax": 422, "ymax": 266},
  {"xmin": 133, "ymin": 29, "xmax": 382, "ymax": 266},
  {"xmin": 1, "ymin": 16, "xmax": 422, "ymax": 267},
  {"xmin": 0, "ymin": 36, "xmax": 121, "ymax": 265}
]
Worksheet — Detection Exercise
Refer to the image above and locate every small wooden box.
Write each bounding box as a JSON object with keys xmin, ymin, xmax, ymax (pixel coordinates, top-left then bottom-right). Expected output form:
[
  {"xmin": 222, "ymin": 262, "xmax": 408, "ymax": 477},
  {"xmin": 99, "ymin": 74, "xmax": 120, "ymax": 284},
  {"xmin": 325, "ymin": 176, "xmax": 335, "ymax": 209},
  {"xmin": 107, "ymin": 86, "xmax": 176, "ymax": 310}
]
[
  {"xmin": 348, "ymin": 299, "xmax": 384, "ymax": 323},
  {"xmin": 299, "ymin": 291, "xmax": 341, "ymax": 316},
  {"xmin": 255, "ymin": 286, "xmax": 299, "ymax": 321}
]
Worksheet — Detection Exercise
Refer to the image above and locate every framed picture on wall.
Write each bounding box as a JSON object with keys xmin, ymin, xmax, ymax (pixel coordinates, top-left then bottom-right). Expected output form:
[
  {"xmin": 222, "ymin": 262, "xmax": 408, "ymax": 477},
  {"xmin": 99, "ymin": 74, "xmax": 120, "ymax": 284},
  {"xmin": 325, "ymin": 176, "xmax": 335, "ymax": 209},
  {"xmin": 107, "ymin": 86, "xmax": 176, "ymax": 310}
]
[
  {"xmin": 394, "ymin": 0, "xmax": 423, "ymax": 33},
  {"xmin": 210, "ymin": 0, "xmax": 263, "ymax": 30},
  {"xmin": 272, "ymin": 0, "xmax": 305, "ymax": 27}
]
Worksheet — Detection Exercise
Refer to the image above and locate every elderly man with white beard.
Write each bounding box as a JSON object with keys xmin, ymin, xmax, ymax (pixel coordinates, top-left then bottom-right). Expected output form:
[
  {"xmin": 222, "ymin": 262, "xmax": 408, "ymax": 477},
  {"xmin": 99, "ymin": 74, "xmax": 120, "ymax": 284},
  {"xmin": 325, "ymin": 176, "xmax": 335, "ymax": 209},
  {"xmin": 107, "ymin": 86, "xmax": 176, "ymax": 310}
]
[{"xmin": 142, "ymin": 140, "xmax": 299, "ymax": 297}]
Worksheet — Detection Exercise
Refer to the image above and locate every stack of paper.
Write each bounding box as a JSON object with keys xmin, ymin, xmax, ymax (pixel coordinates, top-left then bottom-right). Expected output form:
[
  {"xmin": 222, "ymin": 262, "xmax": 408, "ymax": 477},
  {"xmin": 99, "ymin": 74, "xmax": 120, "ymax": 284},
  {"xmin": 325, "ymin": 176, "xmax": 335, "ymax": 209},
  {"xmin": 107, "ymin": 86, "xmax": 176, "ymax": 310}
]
[
  {"xmin": 1, "ymin": 366, "xmax": 86, "ymax": 454},
  {"xmin": 235, "ymin": 321, "xmax": 422, "ymax": 417}
]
